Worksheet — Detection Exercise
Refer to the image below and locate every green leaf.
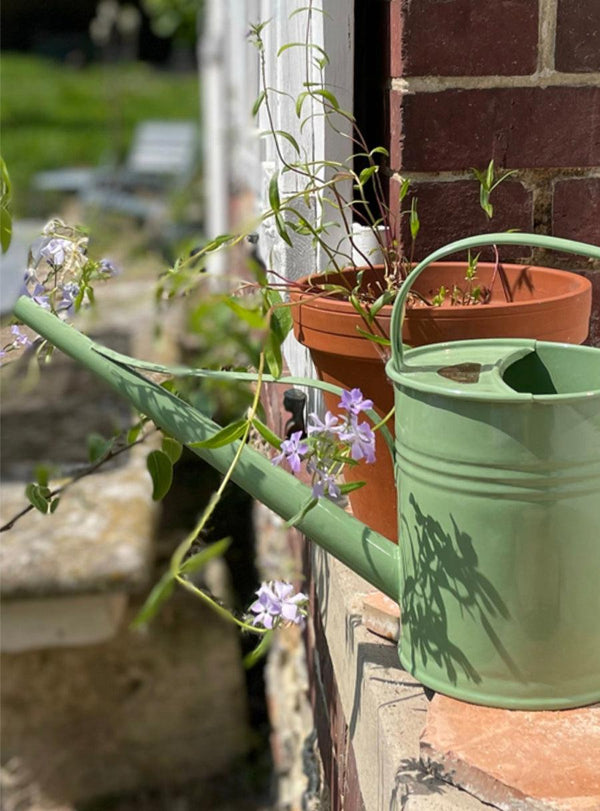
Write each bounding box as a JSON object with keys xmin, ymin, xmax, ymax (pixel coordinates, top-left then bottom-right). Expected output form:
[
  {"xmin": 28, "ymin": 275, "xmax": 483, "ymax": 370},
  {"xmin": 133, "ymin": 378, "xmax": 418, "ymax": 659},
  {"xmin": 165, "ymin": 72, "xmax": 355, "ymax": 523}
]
[
  {"xmin": 131, "ymin": 571, "xmax": 175, "ymax": 628},
  {"xmin": 269, "ymin": 172, "xmax": 281, "ymax": 212},
  {"xmin": 25, "ymin": 483, "xmax": 50, "ymax": 514},
  {"xmin": 369, "ymin": 290, "xmax": 394, "ymax": 319},
  {"xmin": 295, "ymin": 91, "xmax": 309, "ymax": 117},
  {"xmin": 370, "ymin": 146, "xmax": 389, "ymax": 158},
  {"xmin": 358, "ymin": 166, "xmax": 378, "ymax": 186},
  {"xmin": 243, "ymin": 631, "xmax": 273, "ymax": 669},
  {"xmin": 311, "ymin": 88, "xmax": 340, "ymax": 110},
  {"xmin": 161, "ymin": 436, "xmax": 183, "ymax": 464},
  {"xmin": 277, "ymin": 41, "xmax": 328, "ymax": 60},
  {"xmin": 251, "ymin": 417, "xmax": 282, "ymax": 450},
  {"xmin": 339, "ymin": 480, "xmax": 366, "ymax": 495},
  {"xmin": 50, "ymin": 497, "xmax": 60, "ymax": 513},
  {"xmin": 252, "ymin": 90, "xmax": 266, "ymax": 116},
  {"xmin": 266, "ymin": 290, "xmax": 293, "ymax": 345},
  {"xmin": 146, "ymin": 449, "xmax": 173, "ymax": 501},
  {"xmin": 264, "ymin": 331, "xmax": 283, "ymax": 379},
  {"xmin": 275, "ymin": 130, "xmax": 300, "ymax": 155},
  {"xmin": 398, "ymin": 178, "xmax": 411, "ymax": 201},
  {"xmin": 35, "ymin": 464, "xmax": 51, "ymax": 488},
  {"xmin": 87, "ymin": 433, "xmax": 113, "ymax": 464},
  {"xmin": 410, "ymin": 197, "xmax": 420, "ymax": 240},
  {"xmin": 275, "ymin": 213, "xmax": 293, "ymax": 247},
  {"xmin": 349, "ymin": 294, "xmax": 370, "ymax": 324},
  {"xmin": 179, "ymin": 537, "xmax": 232, "ymax": 576},
  {"xmin": 0, "ymin": 206, "xmax": 12, "ymax": 254},
  {"xmin": 224, "ymin": 296, "xmax": 267, "ymax": 328},
  {"xmin": 285, "ymin": 496, "xmax": 318, "ymax": 528},
  {"xmin": 355, "ymin": 327, "xmax": 392, "ymax": 346},
  {"xmin": 190, "ymin": 418, "xmax": 248, "ymax": 449},
  {"xmin": 481, "ymin": 194, "xmax": 493, "ymax": 219},
  {"xmin": 1, "ymin": 157, "xmax": 12, "ymax": 253},
  {"xmin": 127, "ymin": 423, "xmax": 142, "ymax": 444},
  {"xmin": 160, "ymin": 379, "xmax": 178, "ymax": 393}
]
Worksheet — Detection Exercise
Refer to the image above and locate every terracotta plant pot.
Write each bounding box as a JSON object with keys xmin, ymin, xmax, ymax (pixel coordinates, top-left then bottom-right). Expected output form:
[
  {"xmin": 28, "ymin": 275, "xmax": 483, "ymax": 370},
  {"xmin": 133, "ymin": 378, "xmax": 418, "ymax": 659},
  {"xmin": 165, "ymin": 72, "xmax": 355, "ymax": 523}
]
[{"xmin": 290, "ymin": 262, "xmax": 592, "ymax": 541}]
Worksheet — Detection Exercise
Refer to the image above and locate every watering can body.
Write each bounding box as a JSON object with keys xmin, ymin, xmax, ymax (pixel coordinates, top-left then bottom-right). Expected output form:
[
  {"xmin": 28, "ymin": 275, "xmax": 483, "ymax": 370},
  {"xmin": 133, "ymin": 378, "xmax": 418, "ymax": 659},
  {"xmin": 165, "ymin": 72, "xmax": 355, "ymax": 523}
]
[{"xmin": 387, "ymin": 339, "xmax": 600, "ymax": 709}]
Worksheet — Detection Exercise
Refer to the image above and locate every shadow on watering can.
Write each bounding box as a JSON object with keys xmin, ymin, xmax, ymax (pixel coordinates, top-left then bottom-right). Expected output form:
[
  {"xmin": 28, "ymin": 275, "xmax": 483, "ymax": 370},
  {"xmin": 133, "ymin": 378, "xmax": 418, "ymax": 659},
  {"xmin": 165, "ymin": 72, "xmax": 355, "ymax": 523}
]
[{"xmin": 400, "ymin": 494, "xmax": 513, "ymax": 688}]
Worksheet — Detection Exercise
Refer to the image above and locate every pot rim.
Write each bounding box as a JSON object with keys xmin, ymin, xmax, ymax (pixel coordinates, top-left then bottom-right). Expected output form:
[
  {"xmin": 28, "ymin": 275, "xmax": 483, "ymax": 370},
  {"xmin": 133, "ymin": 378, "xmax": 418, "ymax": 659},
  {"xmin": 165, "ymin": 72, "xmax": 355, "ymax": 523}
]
[{"xmin": 289, "ymin": 262, "xmax": 591, "ymax": 319}]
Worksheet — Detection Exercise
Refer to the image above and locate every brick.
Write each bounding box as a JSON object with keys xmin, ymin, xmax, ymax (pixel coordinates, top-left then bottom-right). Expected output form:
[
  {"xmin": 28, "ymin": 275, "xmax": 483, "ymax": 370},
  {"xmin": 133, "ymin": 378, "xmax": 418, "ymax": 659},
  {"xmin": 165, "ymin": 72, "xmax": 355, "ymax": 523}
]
[
  {"xmin": 393, "ymin": 177, "xmax": 533, "ymax": 261},
  {"xmin": 400, "ymin": 87, "xmax": 600, "ymax": 171},
  {"xmin": 421, "ymin": 695, "xmax": 600, "ymax": 809},
  {"xmin": 553, "ymin": 177, "xmax": 600, "ymax": 244},
  {"xmin": 389, "ymin": 0, "xmax": 403, "ymax": 78},
  {"xmin": 399, "ymin": 0, "xmax": 538, "ymax": 77},
  {"xmin": 556, "ymin": 0, "xmax": 600, "ymax": 73},
  {"xmin": 343, "ymin": 741, "xmax": 367, "ymax": 811},
  {"xmin": 362, "ymin": 591, "xmax": 401, "ymax": 641}
]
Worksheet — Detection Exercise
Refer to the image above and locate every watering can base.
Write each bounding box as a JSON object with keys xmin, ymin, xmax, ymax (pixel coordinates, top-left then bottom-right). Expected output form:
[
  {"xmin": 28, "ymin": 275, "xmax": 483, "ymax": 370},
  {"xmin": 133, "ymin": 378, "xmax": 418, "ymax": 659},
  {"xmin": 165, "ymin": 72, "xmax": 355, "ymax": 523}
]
[{"xmin": 397, "ymin": 651, "xmax": 600, "ymax": 711}]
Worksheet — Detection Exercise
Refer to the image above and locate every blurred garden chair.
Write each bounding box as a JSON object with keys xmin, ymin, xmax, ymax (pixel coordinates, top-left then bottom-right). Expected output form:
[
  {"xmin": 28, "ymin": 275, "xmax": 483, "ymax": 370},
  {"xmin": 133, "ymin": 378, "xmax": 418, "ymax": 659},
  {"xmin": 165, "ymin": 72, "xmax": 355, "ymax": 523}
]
[{"xmin": 33, "ymin": 120, "xmax": 199, "ymax": 225}]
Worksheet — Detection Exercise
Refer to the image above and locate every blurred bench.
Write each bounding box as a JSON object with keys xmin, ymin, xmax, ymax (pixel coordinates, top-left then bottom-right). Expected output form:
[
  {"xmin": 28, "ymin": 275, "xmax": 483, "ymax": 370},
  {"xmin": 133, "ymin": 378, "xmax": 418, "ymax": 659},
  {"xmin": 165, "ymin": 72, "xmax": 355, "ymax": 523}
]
[{"xmin": 33, "ymin": 120, "xmax": 199, "ymax": 224}]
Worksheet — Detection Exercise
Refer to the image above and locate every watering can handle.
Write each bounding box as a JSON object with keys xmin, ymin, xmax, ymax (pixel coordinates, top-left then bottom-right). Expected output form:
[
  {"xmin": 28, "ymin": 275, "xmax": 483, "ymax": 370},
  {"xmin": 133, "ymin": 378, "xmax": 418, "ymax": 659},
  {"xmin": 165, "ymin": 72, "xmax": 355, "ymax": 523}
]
[{"xmin": 389, "ymin": 232, "xmax": 600, "ymax": 371}]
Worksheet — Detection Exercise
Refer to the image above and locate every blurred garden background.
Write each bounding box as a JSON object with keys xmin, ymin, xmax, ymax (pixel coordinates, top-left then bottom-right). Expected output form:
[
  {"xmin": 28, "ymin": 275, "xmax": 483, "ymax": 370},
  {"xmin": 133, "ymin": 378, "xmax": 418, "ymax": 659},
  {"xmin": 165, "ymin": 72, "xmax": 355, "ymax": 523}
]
[{"xmin": 1, "ymin": 3, "xmax": 290, "ymax": 811}]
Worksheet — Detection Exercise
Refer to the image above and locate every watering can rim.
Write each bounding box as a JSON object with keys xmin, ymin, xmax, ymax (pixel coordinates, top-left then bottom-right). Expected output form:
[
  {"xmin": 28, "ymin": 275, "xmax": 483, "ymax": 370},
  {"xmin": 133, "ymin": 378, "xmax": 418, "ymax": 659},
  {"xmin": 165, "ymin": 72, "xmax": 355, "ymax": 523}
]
[
  {"xmin": 388, "ymin": 233, "xmax": 600, "ymax": 370},
  {"xmin": 385, "ymin": 338, "xmax": 600, "ymax": 403}
]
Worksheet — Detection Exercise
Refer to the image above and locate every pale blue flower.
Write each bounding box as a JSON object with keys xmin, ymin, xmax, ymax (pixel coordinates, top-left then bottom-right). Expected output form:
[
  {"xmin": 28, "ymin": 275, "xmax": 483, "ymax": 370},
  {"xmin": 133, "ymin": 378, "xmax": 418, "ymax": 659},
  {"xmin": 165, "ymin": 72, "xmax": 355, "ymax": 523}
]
[
  {"xmin": 307, "ymin": 410, "xmax": 341, "ymax": 436},
  {"xmin": 39, "ymin": 237, "xmax": 73, "ymax": 267},
  {"xmin": 30, "ymin": 283, "xmax": 50, "ymax": 309},
  {"xmin": 340, "ymin": 420, "xmax": 376, "ymax": 463},
  {"xmin": 57, "ymin": 282, "xmax": 80, "ymax": 312},
  {"xmin": 310, "ymin": 468, "xmax": 341, "ymax": 500},
  {"xmin": 98, "ymin": 258, "xmax": 119, "ymax": 276},
  {"xmin": 272, "ymin": 430, "xmax": 308, "ymax": 474},
  {"xmin": 339, "ymin": 387, "xmax": 373, "ymax": 416},
  {"xmin": 249, "ymin": 580, "xmax": 308, "ymax": 629},
  {"xmin": 10, "ymin": 325, "xmax": 32, "ymax": 349}
]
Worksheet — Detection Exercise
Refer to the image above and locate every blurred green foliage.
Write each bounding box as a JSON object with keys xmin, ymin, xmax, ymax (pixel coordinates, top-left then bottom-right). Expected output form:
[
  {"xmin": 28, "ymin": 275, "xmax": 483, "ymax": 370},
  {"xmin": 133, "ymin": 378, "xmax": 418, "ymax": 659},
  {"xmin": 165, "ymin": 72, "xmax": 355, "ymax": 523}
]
[
  {"xmin": 142, "ymin": 0, "xmax": 202, "ymax": 43},
  {"xmin": 1, "ymin": 54, "xmax": 199, "ymax": 215}
]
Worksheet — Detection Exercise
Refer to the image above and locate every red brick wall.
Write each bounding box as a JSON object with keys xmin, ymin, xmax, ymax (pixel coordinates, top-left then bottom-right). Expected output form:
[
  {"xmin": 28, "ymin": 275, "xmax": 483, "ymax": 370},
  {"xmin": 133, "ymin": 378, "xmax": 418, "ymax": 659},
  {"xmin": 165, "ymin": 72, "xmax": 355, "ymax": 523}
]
[{"xmin": 388, "ymin": 0, "xmax": 600, "ymax": 278}]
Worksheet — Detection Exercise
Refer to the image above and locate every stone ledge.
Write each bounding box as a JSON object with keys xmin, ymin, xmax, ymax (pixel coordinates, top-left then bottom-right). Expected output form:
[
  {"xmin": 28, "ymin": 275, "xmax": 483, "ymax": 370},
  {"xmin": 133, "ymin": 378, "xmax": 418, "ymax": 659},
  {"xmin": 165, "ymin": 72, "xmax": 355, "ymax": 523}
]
[
  {"xmin": 311, "ymin": 545, "xmax": 487, "ymax": 811},
  {"xmin": 357, "ymin": 586, "xmax": 600, "ymax": 810},
  {"xmin": 421, "ymin": 695, "xmax": 600, "ymax": 811},
  {"xmin": 0, "ymin": 444, "xmax": 157, "ymax": 600}
]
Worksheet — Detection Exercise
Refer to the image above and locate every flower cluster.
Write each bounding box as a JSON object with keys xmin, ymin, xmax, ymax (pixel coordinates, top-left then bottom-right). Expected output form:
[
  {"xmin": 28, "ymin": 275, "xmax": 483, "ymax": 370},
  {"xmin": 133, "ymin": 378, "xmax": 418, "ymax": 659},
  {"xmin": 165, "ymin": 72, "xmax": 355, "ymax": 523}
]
[
  {"xmin": 249, "ymin": 580, "xmax": 308, "ymax": 629},
  {"xmin": 25, "ymin": 219, "xmax": 119, "ymax": 315},
  {"xmin": 2, "ymin": 219, "xmax": 119, "ymax": 361},
  {"xmin": 272, "ymin": 387, "xmax": 376, "ymax": 500},
  {"xmin": 0, "ymin": 325, "xmax": 33, "ymax": 358}
]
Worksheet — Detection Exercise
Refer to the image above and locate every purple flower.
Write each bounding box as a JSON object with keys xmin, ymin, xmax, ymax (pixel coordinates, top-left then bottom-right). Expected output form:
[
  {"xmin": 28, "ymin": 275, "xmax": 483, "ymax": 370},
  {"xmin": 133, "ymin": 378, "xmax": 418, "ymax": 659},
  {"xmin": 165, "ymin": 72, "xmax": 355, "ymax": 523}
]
[
  {"xmin": 272, "ymin": 430, "xmax": 308, "ymax": 474},
  {"xmin": 57, "ymin": 282, "xmax": 80, "ymax": 312},
  {"xmin": 10, "ymin": 325, "xmax": 32, "ymax": 349},
  {"xmin": 339, "ymin": 387, "xmax": 373, "ymax": 416},
  {"xmin": 39, "ymin": 237, "xmax": 73, "ymax": 267},
  {"xmin": 98, "ymin": 258, "xmax": 119, "ymax": 276},
  {"xmin": 340, "ymin": 420, "xmax": 376, "ymax": 464},
  {"xmin": 249, "ymin": 580, "xmax": 308, "ymax": 629},
  {"xmin": 30, "ymin": 283, "xmax": 50, "ymax": 309},
  {"xmin": 307, "ymin": 411, "xmax": 341, "ymax": 436},
  {"xmin": 311, "ymin": 467, "xmax": 341, "ymax": 500}
]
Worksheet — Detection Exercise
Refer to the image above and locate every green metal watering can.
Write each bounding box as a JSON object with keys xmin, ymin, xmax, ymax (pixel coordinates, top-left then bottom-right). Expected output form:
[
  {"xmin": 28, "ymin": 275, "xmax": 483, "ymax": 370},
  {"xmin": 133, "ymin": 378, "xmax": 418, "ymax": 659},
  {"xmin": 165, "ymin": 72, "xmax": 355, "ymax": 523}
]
[{"xmin": 13, "ymin": 233, "xmax": 600, "ymax": 710}]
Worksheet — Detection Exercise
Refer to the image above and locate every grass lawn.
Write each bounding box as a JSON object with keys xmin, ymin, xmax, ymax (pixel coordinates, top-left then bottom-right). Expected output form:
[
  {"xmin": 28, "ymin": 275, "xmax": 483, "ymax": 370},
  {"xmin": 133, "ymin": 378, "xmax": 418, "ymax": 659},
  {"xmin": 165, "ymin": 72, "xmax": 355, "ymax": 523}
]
[{"xmin": 2, "ymin": 54, "xmax": 200, "ymax": 216}]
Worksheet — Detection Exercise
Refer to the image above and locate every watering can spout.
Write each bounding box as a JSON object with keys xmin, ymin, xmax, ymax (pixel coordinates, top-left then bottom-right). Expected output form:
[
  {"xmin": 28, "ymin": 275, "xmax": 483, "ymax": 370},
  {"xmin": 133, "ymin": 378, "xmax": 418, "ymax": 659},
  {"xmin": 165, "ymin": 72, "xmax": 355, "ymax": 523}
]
[{"xmin": 12, "ymin": 295, "xmax": 400, "ymax": 602}]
